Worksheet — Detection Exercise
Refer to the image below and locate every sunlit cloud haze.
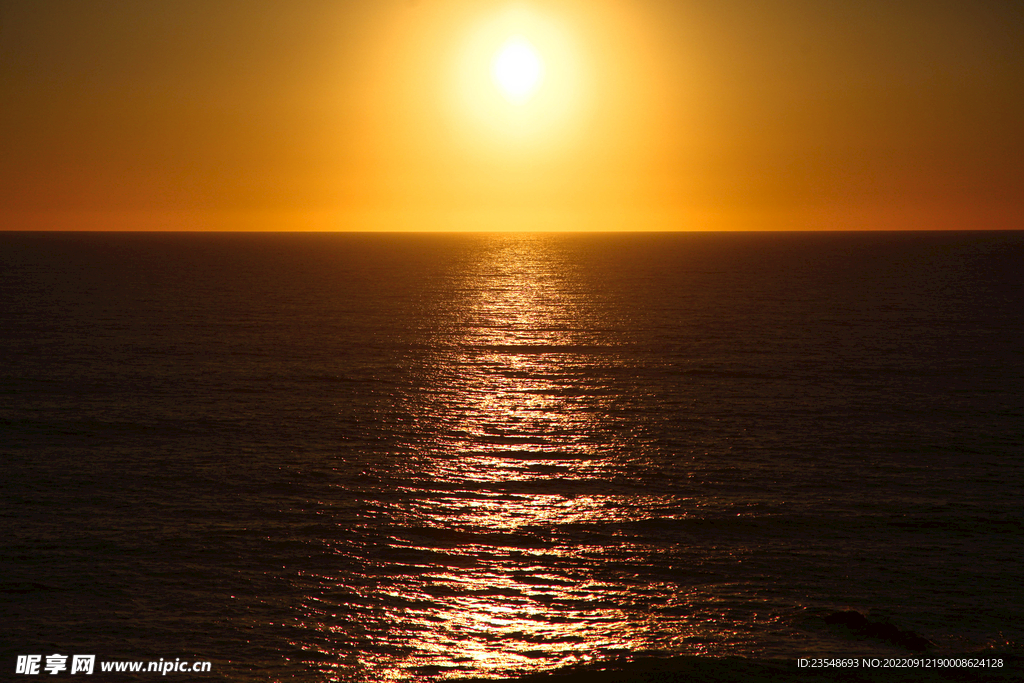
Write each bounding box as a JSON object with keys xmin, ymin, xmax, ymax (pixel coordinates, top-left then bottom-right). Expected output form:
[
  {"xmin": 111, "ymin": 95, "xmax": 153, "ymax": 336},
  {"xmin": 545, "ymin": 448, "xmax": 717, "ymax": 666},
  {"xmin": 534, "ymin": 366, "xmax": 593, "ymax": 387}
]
[{"xmin": 2, "ymin": 0, "xmax": 1021, "ymax": 231}]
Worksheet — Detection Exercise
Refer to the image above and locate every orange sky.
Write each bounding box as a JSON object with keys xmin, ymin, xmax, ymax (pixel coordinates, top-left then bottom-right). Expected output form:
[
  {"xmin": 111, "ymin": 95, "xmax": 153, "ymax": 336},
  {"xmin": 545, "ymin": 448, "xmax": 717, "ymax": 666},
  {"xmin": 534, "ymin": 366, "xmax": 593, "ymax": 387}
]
[{"xmin": 1, "ymin": 0, "xmax": 1021, "ymax": 231}]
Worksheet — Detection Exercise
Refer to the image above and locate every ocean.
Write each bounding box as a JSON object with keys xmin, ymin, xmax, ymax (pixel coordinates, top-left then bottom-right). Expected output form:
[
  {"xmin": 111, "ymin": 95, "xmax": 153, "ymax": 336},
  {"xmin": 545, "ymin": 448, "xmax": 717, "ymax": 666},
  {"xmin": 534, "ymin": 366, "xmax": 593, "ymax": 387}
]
[{"xmin": 1, "ymin": 230, "xmax": 1022, "ymax": 681}]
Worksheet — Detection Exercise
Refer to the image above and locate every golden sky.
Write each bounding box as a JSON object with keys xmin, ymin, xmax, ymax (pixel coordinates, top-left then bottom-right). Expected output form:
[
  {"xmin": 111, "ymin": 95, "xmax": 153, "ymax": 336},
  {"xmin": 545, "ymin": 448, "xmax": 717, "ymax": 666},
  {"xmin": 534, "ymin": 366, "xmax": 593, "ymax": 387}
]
[{"xmin": 1, "ymin": 0, "xmax": 1021, "ymax": 231}]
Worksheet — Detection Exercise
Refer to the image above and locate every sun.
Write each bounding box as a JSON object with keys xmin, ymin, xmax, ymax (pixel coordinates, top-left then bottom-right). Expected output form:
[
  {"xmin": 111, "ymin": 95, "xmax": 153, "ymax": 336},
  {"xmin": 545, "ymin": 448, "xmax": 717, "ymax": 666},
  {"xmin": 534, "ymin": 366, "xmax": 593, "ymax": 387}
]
[
  {"xmin": 492, "ymin": 36, "xmax": 544, "ymax": 104},
  {"xmin": 448, "ymin": 3, "xmax": 589, "ymax": 150}
]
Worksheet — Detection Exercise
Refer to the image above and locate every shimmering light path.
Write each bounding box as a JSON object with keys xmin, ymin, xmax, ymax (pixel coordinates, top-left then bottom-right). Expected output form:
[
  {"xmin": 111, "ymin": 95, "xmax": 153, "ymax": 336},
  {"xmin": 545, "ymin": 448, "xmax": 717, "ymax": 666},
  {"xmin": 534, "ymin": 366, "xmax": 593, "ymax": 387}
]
[{"xmin": 292, "ymin": 236, "xmax": 778, "ymax": 679}]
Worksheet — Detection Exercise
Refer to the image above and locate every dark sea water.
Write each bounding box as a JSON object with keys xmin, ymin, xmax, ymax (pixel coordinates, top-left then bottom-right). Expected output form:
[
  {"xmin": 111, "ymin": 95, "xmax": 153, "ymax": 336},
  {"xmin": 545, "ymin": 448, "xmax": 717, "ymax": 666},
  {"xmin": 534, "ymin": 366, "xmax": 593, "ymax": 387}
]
[{"xmin": 1, "ymin": 231, "xmax": 1022, "ymax": 681}]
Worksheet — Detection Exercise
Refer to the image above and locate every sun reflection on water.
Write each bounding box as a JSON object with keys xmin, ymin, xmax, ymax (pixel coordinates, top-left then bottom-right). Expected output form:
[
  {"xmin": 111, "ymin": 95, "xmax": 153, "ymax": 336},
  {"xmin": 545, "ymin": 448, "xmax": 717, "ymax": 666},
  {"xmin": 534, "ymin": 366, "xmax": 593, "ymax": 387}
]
[
  {"xmin": 293, "ymin": 236, "xmax": 756, "ymax": 681},
  {"xmin": 378, "ymin": 237, "xmax": 640, "ymax": 677}
]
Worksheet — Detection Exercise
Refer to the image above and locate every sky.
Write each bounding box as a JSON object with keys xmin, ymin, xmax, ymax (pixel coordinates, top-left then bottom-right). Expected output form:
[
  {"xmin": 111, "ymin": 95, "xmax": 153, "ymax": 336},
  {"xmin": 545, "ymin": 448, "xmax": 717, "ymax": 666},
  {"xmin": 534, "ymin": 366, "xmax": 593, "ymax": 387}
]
[{"xmin": 1, "ymin": 0, "xmax": 1022, "ymax": 231}]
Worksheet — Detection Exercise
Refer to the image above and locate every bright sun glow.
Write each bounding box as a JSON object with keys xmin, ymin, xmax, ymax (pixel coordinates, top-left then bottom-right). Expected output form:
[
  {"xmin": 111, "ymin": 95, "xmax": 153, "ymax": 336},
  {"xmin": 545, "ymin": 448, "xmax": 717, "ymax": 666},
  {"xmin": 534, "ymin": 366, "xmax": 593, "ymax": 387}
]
[
  {"xmin": 492, "ymin": 37, "xmax": 544, "ymax": 104},
  {"xmin": 450, "ymin": 4, "xmax": 588, "ymax": 150}
]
